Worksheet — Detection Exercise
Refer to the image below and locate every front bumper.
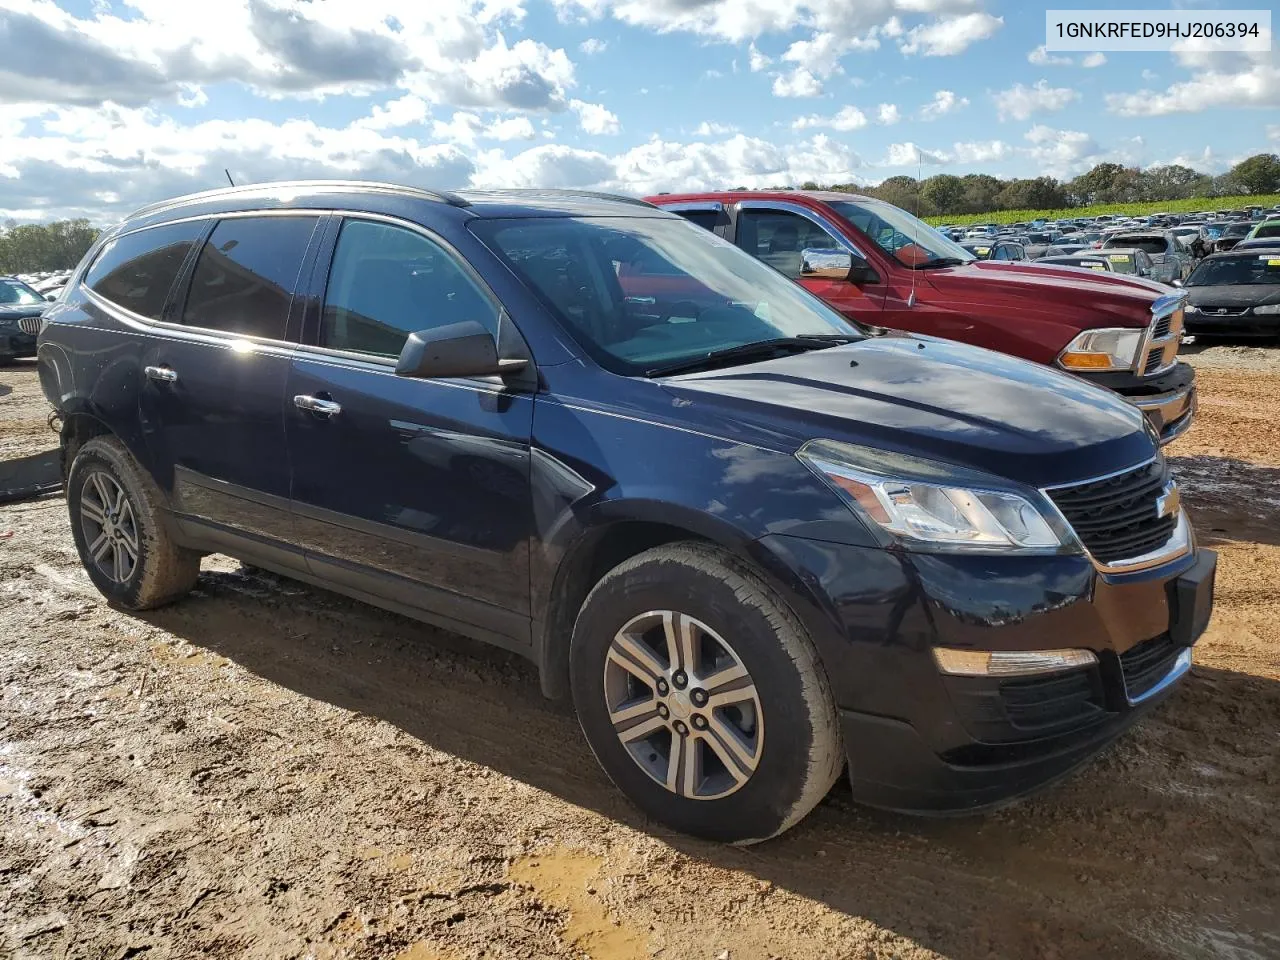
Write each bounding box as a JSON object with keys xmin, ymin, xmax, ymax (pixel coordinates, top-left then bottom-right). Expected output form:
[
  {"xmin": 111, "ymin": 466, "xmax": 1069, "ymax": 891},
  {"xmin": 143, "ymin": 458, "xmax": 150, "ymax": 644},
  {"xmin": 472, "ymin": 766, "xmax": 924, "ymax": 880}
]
[
  {"xmin": 0, "ymin": 330, "xmax": 38, "ymax": 359},
  {"xmin": 759, "ymin": 533, "xmax": 1216, "ymax": 815},
  {"xmin": 1090, "ymin": 362, "xmax": 1197, "ymax": 446},
  {"xmin": 1185, "ymin": 313, "xmax": 1278, "ymax": 339}
]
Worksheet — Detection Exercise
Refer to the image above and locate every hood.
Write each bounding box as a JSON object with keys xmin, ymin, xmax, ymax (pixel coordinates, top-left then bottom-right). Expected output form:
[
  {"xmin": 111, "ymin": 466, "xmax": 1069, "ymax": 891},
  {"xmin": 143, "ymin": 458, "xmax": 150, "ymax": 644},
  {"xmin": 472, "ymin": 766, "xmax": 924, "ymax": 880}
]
[
  {"xmin": 0, "ymin": 303, "xmax": 47, "ymax": 319},
  {"xmin": 664, "ymin": 335, "xmax": 1153, "ymax": 489},
  {"xmin": 1187, "ymin": 284, "xmax": 1280, "ymax": 308},
  {"xmin": 920, "ymin": 260, "xmax": 1165, "ymax": 329}
]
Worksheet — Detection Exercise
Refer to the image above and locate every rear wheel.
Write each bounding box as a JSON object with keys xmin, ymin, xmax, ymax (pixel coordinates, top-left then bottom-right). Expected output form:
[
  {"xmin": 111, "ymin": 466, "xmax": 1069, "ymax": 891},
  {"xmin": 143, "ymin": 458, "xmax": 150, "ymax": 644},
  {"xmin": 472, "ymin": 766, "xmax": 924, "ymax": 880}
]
[
  {"xmin": 570, "ymin": 542, "xmax": 843, "ymax": 843},
  {"xmin": 66, "ymin": 436, "xmax": 201, "ymax": 610}
]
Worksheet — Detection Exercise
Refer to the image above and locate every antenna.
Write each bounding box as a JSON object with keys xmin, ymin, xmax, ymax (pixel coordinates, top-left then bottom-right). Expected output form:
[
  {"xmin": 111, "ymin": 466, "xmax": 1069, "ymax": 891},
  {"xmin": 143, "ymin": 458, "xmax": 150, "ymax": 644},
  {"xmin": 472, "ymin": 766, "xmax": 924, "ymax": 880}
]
[
  {"xmin": 225, "ymin": 169, "xmax": 236, "ymax": 187},
  {"xmin": 907, "ymin": 147, "xmax": 922, "ymax": 309}
]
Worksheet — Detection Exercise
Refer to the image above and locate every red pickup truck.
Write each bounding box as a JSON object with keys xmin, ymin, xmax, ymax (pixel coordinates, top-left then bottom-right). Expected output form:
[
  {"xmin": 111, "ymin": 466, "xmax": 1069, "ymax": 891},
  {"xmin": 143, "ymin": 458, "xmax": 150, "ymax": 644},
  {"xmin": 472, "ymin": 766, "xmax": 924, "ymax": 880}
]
[{"xmin": 646, "ymin": 191, "xmax": 1195, "ymax": 444}]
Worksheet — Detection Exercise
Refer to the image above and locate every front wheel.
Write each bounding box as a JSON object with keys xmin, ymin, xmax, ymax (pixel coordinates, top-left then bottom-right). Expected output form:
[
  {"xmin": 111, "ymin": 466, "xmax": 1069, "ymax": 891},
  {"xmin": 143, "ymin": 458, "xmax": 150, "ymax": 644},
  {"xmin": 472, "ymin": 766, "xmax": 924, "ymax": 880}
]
[{"xmin": 570, "ymin": 542, "xmax": 843, "ymax": 843}]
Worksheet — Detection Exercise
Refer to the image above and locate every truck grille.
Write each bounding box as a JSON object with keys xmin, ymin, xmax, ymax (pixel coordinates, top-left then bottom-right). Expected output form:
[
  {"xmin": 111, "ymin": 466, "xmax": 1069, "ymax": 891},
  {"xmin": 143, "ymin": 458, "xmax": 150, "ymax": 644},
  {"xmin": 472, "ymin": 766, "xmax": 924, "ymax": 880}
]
[
  {"xmin": 18, "ymin": 316, "xmax": 43, "ymax": 335},
  {"xmin": 1140, "ymin": 305, "xmax": 1183, "ymax": 376},
  {"xmin": 1119, "ymin": 635, "xmax": 1181, "ymax": 701},
  {"xmin": 1047, "ymin": 460, "xmax": 1177, "ymax": 564}
]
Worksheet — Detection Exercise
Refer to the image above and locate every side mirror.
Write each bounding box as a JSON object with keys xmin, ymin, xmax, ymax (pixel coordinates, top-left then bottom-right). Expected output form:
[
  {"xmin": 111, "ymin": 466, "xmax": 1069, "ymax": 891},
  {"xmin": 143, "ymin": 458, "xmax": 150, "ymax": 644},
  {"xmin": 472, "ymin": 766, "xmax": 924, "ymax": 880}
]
[
  {"xmin": 44, "ymin": 293, "xmax": 58, "ymax": 301},
  {"xmin": 1171, "ymin": 279, "xmax": 1184, "ymax": 288},
  {"xmin": 800, "ymin": 247, "xmax": 878, "ymax": 284},
  {"xmin": 395, "ymin": 320, "xmax": 526, "ymax": 380}
]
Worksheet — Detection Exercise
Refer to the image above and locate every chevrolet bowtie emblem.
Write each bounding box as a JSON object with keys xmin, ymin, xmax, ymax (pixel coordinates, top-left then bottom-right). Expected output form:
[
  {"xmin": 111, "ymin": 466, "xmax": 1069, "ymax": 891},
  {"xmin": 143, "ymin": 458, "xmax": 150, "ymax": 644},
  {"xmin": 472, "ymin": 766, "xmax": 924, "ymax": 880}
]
[{"xmin": 1156, "ymin": 483, "xmax": 1181, "ymax": 520}]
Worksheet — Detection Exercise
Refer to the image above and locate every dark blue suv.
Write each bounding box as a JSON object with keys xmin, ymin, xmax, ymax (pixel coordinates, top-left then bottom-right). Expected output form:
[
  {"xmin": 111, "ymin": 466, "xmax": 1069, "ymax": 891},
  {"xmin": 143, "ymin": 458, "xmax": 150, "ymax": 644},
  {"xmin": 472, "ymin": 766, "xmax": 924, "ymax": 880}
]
[{"xmin": 38, "ymin": 182, "xmax": 1216, "ymax": 842}]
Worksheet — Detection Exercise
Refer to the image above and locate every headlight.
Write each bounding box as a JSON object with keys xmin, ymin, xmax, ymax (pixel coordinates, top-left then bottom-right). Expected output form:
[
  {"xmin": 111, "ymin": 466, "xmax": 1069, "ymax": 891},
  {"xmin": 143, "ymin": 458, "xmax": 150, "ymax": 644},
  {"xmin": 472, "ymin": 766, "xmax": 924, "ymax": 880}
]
[
  {"xmin": 1253, "ymin": 304, "xmax": 1280, "ymax": 315},
  {"xmin": 1185, "ymin": 304, "xmax": 1201, "ymax": 314},
  {"xmin": 1057, "ymin": 328, "xmax": 1143, "ymax": 372},
  {"xmin": 933, "ymin": 647, "xmax": 1097, "ymax": 677},
  {"xmin": 797, "ymin": 440, "xmax": 1074, "ymax": 553}
]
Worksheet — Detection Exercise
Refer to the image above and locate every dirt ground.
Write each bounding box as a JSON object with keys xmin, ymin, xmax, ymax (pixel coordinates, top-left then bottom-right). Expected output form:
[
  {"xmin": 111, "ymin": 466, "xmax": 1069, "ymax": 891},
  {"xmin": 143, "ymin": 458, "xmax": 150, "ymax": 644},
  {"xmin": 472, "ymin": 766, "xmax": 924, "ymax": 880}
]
[{"xmin": 2, "ymin": 348, "xmax": 1279, "ymax": 960}]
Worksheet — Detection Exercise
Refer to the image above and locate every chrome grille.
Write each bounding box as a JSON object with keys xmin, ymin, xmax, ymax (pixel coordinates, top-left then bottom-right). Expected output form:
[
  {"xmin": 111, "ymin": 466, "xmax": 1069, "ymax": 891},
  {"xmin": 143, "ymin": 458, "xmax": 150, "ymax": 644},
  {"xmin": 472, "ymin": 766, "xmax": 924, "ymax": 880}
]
[
  {"xmin": 1047, "ymin": 460, "xmax": 1177, "ymax": 564},
  {"xmin": 18, "ymin": 316, "xmax": 43, "ymax": 335},
  {"xmin": 1141, "ymin": 305, "xmax": 1183, "ymax": 376}
]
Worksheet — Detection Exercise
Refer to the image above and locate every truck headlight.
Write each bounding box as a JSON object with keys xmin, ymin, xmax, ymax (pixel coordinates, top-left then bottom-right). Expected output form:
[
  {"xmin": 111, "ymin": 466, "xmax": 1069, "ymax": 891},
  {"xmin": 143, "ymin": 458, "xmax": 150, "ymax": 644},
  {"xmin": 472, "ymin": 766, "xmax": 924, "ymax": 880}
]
[
  {"xmin": 797, "ymin": 440, "xmax": 1074, "ymax": 553},
  {"xmin": 1057, "ymin": 328, "xmax": 1144, "ymax": 371}
]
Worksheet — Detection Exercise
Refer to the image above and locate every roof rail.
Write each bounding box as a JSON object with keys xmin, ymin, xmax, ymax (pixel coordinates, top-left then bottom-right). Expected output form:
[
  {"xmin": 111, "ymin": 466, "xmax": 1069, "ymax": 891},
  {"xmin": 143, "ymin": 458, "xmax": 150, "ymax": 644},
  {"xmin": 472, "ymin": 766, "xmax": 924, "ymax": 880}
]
[
  {"xmin": 461, "ymin": 188, "xmax": 657, "ymax": 209},
  {"xmin": 125, "ymin": 180, "xmax": 470, "ymax": 220}
]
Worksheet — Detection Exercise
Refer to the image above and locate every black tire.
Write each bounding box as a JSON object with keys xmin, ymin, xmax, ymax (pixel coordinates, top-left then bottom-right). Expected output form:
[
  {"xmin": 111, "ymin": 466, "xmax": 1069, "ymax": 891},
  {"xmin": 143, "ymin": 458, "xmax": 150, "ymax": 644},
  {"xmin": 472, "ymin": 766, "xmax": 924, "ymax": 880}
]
[
  {"xmin": 66, "ymin": 436, "xmax": 200, "ymax": 610},
  {"xmin": 570, "ymin": 542, "xmax": 843, "ymax": 844}
]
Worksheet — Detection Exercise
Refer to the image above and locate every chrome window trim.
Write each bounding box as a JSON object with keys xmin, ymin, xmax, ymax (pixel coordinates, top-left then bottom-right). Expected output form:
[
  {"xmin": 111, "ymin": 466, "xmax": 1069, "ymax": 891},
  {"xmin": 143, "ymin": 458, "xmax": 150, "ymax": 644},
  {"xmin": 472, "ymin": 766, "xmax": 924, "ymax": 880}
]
[
  {"xmin": 660, "ymin": 201, "xmax": 725, "ymax": 214},
  {"xmin": 1040, "ymin": 455, "xmax": 1192, "ymax": 574},
  {"xmin": 735, "ymin": 199, "xmax": 867, "ymax": 260}
]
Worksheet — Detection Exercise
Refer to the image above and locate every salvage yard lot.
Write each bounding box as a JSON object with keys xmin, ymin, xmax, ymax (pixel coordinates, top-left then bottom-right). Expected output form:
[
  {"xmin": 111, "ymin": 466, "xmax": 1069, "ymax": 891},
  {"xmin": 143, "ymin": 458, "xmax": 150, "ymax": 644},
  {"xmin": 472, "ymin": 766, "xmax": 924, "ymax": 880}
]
[{"xmin": 2, "ymin": 353, "xmax": 1279, "ymax": 960}]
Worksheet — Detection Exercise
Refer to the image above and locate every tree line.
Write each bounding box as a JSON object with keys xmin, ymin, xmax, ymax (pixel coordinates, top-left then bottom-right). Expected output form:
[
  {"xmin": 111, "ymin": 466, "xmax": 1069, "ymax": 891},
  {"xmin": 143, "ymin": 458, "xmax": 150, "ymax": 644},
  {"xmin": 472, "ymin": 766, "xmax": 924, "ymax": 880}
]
[
  {"xmin": 798, "ymin": 153, "xmax": 1280, "ymax": 219},
  {"xmin": 0, "ymin": 219, "xmax": 100, "ymax": 275}
]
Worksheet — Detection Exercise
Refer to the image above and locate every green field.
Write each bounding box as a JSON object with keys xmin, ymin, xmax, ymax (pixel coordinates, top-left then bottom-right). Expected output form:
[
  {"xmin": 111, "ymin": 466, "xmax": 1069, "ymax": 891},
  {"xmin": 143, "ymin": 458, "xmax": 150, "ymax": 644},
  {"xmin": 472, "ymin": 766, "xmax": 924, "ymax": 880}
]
[{"xmin": 925, "ymin": 194, "xmax": 1280, "ymax": 227}]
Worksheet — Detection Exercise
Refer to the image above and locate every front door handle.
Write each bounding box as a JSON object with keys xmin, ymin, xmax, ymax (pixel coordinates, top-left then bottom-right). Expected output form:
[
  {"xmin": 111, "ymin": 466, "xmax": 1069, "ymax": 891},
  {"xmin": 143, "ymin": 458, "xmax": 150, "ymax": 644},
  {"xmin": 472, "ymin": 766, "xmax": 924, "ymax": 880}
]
[
  {"xmin": 144, "ymin": 365, "xmax": 178, "ymax": 383},
  {"xmin": 294, "ymin": 394, "xmax": 342, "ymax": 417}
]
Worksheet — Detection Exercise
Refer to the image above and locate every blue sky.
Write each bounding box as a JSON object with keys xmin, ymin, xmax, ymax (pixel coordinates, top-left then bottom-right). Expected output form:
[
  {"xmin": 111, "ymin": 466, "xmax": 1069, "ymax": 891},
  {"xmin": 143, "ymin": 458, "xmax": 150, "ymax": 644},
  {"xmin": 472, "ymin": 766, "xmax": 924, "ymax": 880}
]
[{"xmin": 0, "ymin": 0, "xmax": 1275, "ymax": 221}]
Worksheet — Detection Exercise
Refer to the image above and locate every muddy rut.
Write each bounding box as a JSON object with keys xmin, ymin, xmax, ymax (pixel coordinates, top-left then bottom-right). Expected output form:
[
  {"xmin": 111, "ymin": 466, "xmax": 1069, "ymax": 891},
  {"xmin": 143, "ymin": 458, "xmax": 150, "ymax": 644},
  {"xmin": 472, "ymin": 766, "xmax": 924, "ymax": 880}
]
[{"xmin": 2, "ymin": 355, "xmax": 1278, "ymax": 960}]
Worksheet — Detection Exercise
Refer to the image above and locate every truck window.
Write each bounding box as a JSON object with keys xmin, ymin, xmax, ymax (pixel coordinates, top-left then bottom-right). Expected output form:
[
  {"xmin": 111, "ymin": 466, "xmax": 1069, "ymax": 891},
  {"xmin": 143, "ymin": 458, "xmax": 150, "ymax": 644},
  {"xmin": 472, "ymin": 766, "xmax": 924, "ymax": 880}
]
[{"xmin": 735, "ymin": 209, "xmax": 843, "ymax": 280}]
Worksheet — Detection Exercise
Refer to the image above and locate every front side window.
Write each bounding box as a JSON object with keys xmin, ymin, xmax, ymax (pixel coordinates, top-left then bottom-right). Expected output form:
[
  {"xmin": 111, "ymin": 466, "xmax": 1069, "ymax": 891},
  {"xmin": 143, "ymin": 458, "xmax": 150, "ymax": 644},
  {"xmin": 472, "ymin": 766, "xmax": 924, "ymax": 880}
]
[
  {"xmin": 472, "ymin": 215, "xmax": 859, "ymax": 376},
  {"xmin": 84, "ymin": 221, "xmax": 205, "ymax": 321},
  {"xmin": 826, "ymin": 198, "xmax": 974, "ymax": 268},
  {"xmin": 0, "ymin": 279, "xmax": 44, "ymax": 305},
  {"xmin": 320, "ymin": 219, "xmax": 498, "ymax": 358},
  {"xmin": 181, "ymin": 216, "xmax": 318, "ymax": 340},
  {"xmin": 735, "ymin": 209, "xmax": 844, "ymax": 280}
]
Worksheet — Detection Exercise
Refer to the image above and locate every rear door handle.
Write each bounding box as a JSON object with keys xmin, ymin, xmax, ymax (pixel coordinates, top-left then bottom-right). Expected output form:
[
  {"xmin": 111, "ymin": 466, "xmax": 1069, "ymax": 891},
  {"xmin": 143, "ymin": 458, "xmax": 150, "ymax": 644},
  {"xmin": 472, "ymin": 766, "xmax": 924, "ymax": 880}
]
[
  {"xmin": 144, "ymin": 365, "xmax": 178, "ymax": 383},
  {"xmin": 294, "ymin": 394, "xmax": 342, "ymax": 417}
]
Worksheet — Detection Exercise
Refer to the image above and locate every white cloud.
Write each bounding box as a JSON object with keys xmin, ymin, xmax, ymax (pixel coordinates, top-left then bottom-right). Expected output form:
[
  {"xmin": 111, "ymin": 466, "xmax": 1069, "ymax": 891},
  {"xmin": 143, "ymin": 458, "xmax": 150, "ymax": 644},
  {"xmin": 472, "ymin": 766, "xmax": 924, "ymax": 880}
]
[
  {"xmin": 772, "ymin": 68, "xmax": 823, "ymax": 98},
  {"xmin": 0, "ymin": 0, "xmax": 579, "ymax": 113},
  {"xmin": 431, "ymin": 110, "xmax": 537, "ymax": 145},
  {"xmin": 1028, "ymin": 45, "xmax": 1071, "ymax": 66},
  {"xmin": 1023, "ymin": 124, "xmax": 1103, "ymax": 177},
  {"xmin": 1269, "ymin": 124, "xmax": 1280, "ymax": 142},
  {"xmin": 1027, "ymin": 46, "xmax": 1106, "ymax": 68},
  {"xmin": 693, "ymin": 121, "xmax": 738, "ymax": 136},
  {"xmin": 899, "ymin": 12, "xmax": 1002, "ymax": 57},
  {"xmin": 489, "ymin": 116, "xmax": 538, "ymax": 141},
  {"xmin": 1166, "ymin": 145, "xmax": 1229, "ymax": 175},
  {"xmin": 1106, "ymin": 59, "xmax": 1280, "ymax": 116},
  {"xmin": 993, "ymin": 80, "xmax": 1079, "ymax": 122},
  {"xmin": 876, "ymin": 102, "xmax": 901, "ymax": 124},
  {"xmin": 918, "ymin": 89, "xmax": 968, "ymax": 120},
  {"xmin": 792, "ymin": 106, "xmax": 869, "ymax": 131},
  {"xmin": 569, "ymin": 99, "xmax": 620, "ymax": 134},
  {"xmin": 748, "ymin": 42, "xmax": 771, "ymax": 72},
  {"xmin": 951, "ymin": 139, "xmax": 1012, "ymax": 163},
  {"xmin": 884, "ymin": 142, "xmax": 946, "ymax": 166},
  {"xmin": 356, "ymin": 94, "xmax": 430, "ymax": 131},
  {"xmin": 579, "ymin": 37, "xmax": 608, "ymax": 55},
  {"xmin": 1142, "ymin": 69, "xmax": 1160, "ymax": 81}
]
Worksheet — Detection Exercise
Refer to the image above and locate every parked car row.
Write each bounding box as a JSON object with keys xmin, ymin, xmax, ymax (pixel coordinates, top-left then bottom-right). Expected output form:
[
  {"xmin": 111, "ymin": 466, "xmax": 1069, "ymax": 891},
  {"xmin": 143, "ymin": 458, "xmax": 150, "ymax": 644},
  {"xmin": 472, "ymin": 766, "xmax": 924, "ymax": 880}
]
[
  {"xmin": 0, "ymin": 275, "xmax": 52, "ymax": 364},
  {"xmin": 34, "ymin": 182, "xmax": 1220, "ymax": 843}
]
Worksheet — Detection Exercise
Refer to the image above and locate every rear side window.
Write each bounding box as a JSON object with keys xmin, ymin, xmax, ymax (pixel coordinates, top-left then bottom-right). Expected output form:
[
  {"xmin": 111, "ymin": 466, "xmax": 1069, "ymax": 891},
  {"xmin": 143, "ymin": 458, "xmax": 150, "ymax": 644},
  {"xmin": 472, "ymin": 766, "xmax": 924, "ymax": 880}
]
[
  {"xmin": 735, "ymin": 209, "xmax": 844, "ymax": 279},
  {"xmin": 181, "ymin": 216, "xmax": 318, "ymax": 340},
  {"xmin": 84, "ymin": 221, "xmax": 205, "ymax": 321},
  {"xmin": 320, "ymin": 219, "xmax": 498, "ymax": 359}
]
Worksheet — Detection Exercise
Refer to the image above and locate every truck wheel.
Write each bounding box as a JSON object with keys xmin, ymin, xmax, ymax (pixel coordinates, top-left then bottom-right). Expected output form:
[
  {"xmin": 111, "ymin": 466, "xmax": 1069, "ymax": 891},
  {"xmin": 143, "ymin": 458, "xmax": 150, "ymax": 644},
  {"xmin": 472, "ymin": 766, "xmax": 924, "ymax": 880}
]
[
  {"xmin": 570, "ymin": 542, "xmax": 843, "ymax": 844},
  {"xmin": 66, "ymin": 436, "xmax": 200, "ymax": 610}
]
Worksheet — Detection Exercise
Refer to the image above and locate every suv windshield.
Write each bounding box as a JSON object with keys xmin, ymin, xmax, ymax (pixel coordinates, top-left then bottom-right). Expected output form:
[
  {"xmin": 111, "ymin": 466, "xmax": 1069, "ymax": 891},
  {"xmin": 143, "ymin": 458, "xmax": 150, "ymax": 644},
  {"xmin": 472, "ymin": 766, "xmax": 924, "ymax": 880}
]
[
  {"xmin": 0, "ymin": 279, "xmax": 43, "ymax": 306},
  {"xmin": 825, "ymin": 199, "xmax": 975, "ymax": 267},
  {"xmin": 472, "ymin": 216, "xmax": 861, "ymax": 375},
  {"xmin": 1187, "ymin": 255, "xmax": 1280, "ymax": 286}
]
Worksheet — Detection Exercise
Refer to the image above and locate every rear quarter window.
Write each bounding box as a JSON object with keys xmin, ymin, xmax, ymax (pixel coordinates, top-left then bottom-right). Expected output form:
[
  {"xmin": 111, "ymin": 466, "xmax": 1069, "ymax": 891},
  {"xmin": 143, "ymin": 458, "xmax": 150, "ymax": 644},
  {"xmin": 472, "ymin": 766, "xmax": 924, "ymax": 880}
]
[{"xmin": 84, "ymin": 221, "xmax": 207, "ymax": 321}]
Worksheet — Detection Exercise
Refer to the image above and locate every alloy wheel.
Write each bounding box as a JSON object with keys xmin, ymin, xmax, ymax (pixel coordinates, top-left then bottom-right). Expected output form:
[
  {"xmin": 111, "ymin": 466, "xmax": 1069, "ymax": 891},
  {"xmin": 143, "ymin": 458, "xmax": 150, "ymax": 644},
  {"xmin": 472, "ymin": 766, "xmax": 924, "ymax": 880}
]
[
  {"xmin": 79, "ymin": 471, "xmax": 140, "ymax": 584},
  {"xmin": 603, "ymin": 610, "xmax": 764, "ymax": 800}
]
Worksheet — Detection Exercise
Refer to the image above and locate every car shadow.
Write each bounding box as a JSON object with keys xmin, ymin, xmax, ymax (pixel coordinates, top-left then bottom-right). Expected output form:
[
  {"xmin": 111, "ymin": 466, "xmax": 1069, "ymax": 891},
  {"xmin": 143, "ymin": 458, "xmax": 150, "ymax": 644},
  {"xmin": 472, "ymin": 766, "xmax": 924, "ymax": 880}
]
[
  {"xmin": 135, "ymin": 562, "xmax": 1280, "ymax": 960},
  {"xmin": 1169, "ymin": 454, "xmax": 1280, "ymax": 547}
]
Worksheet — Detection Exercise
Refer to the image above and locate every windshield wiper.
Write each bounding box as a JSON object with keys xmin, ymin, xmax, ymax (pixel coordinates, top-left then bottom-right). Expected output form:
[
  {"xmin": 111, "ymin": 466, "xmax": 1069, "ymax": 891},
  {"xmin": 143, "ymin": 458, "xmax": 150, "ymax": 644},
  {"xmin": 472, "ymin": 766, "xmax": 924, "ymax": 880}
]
[
  {"xmin": 644, "ymin": 335, "xmax": 853, "ymax": 378},
  {"xmin": 909, "ymin": 257, "xmax": 967, "ymax": 270}
]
